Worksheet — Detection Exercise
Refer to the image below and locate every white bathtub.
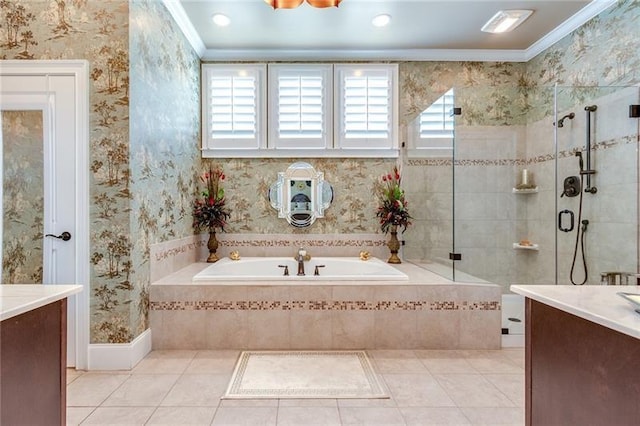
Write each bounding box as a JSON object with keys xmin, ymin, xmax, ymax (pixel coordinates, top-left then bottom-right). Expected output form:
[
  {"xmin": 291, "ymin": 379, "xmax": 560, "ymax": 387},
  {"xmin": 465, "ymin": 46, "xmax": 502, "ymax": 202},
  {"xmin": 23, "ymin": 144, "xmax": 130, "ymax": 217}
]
[{"xmin": 192, "ymin": 256, "xmax": 409, "ymax": 282}]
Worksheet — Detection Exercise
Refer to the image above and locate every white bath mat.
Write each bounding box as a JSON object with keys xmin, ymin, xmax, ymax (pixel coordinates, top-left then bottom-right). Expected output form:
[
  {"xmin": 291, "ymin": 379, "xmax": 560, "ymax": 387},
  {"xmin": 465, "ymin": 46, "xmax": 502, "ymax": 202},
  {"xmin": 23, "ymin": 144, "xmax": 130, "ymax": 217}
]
[{"xmin": 223, "ymin": 350, "xmax": 389, "ymax": 399}]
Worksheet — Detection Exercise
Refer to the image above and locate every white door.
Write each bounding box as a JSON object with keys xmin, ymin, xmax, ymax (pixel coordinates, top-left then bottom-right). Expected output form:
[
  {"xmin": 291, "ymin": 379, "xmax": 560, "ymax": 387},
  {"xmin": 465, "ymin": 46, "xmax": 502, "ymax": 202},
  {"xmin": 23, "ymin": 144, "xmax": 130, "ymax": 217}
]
[{"xmin": 0, "ymin": 61, "xmax": 89, "ymax": 369}]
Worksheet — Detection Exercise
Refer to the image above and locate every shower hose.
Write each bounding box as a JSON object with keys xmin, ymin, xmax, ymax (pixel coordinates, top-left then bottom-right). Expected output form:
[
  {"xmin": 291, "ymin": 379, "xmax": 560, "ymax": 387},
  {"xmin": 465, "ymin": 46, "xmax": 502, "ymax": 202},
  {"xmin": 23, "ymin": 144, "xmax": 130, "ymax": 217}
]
[{"xmin": 569, "ymin": 175, "xmax": 588, "ymax": 285}]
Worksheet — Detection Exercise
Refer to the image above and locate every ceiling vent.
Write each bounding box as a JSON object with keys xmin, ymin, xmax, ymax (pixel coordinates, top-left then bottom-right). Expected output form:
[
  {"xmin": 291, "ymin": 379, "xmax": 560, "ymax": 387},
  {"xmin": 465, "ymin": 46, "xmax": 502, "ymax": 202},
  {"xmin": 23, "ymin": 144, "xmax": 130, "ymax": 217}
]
[{"xmin": 481, "ymin": 10, "xmax": 533, "ymax": 33}]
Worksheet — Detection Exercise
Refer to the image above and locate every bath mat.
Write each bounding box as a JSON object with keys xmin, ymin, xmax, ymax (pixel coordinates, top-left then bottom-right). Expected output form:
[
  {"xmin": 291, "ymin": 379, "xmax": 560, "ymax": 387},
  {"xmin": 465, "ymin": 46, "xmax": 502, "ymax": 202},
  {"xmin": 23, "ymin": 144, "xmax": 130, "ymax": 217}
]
[{"xmin": 222, "ymin": 350, "xmax": 389, "ymax": 399}]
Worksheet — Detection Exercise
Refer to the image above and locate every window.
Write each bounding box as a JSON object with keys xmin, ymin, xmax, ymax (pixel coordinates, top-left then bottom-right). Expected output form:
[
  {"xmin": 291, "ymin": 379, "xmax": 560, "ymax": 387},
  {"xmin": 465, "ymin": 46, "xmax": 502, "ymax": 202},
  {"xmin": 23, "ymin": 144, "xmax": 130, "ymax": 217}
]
[
  {"xmin": 201, "ymin": 63, "xmax": 399, "ymax": 158},
  {"xmin": 335, "ymin": 64, "xmax": 398, "ymax": 149},
  {"xmin": 202, "ymin": 64, "xmax": 266, "ymax": 151},
  {"xmin": 414, "ymin": 88, "xmax": 455, "ymax": 154},
  {"xmin": 268, "ymin": 64, "xmax": 332, "ymax": 149}
]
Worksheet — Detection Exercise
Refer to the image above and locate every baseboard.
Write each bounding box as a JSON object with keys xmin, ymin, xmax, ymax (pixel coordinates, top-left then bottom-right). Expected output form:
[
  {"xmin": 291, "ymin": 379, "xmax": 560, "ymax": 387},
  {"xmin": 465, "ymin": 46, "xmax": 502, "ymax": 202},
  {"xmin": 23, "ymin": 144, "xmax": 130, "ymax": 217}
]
[
  {"xmin": 502, "ymin": 333, "xmax": 525, "ymax": 348},
  {"xmin": 88, "ymin": 328, "xmax": 152, "ymax": 370}
]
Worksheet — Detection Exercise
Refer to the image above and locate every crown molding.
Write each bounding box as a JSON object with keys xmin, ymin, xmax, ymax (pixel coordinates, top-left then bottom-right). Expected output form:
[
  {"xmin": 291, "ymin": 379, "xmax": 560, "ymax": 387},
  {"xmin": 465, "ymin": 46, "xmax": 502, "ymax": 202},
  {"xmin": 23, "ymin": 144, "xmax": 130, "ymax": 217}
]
[
  {"xmin": 525, "ymin": 0, "xmax": 617, "ymax": 61},
  {"xmin": 201, "ymin": 48, "xmax": 528, "ymax": 62},
  {"xmin": 161, "ymin": 0, "xmax": 206, "ymax": 58}
]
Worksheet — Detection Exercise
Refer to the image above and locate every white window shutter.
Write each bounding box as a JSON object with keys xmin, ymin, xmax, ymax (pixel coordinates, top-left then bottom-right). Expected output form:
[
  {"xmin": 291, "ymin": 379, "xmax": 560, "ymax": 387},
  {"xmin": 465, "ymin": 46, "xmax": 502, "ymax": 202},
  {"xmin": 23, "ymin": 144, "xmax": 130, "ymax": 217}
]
[
  {"xmin": 335, "ymin": 64, "xmax": 398, "ymax": 149},
  {"xmin": 202, "ymin": 64, "xmax": 266, "ymax": 150},
  {"xmin": 268, "ymin": 64, "xmax": 332, "ymax": 149},
  {"xmin": 414, "ymin": 88, "xmax": 455, "ymax": 154}
]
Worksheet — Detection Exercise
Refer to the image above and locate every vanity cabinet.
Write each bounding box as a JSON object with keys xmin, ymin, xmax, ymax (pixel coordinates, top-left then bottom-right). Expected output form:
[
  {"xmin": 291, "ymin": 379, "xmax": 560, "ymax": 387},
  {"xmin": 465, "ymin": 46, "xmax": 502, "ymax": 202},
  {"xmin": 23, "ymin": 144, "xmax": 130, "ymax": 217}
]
[
  {"xmin": 0, "ymin": 285, "xmax": 81, "ymax": 426},
  {"xmin": 511, "ymin": 285, "xmax": 640, "ymax": 426}
]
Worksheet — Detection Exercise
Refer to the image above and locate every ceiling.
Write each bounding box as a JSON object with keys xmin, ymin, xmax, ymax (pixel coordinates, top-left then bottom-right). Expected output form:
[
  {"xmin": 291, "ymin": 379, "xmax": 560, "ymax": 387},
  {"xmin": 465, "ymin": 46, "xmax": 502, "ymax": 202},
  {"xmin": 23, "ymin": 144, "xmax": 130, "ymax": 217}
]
[{"xmin": 170, "ymin": 0, "xmax": 614, "ymax": 61}]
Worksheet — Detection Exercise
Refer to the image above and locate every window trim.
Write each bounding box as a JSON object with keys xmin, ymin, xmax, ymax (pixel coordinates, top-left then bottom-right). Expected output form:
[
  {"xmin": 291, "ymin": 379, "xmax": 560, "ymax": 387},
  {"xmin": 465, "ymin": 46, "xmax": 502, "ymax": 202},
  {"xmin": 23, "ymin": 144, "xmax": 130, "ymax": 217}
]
[{"xmin": 201, "ymin": 63, "xmax": 400, "ymax": 158}]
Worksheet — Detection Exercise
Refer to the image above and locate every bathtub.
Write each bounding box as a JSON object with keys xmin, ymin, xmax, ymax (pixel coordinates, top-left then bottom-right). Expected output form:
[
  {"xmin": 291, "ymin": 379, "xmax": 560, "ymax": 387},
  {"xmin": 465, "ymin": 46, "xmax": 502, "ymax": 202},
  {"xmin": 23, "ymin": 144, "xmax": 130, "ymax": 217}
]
[
  {"xmin": 151, "ymin": 259, "xmax": 502, "ymax": 350},
  {"xmin": 192, "ymin": 256, "xmax": 409, "ymax": 282}
]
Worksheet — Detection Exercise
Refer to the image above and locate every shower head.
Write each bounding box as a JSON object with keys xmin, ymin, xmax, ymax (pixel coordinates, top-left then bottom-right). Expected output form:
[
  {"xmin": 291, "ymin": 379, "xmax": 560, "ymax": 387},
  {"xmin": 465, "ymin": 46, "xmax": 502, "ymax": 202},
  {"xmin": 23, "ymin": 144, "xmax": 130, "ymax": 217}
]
[{"xmin": 555, "ymin": 112, "xmax": 575, "ymax": 127}]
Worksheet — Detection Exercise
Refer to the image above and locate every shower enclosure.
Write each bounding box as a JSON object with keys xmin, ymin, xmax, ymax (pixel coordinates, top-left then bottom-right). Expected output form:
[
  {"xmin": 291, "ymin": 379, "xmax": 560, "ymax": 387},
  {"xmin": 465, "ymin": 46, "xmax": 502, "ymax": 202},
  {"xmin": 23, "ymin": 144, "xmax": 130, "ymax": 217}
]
[{"xmin": 404, "ymin": 84, "xmax": 640, "ymax": 291}]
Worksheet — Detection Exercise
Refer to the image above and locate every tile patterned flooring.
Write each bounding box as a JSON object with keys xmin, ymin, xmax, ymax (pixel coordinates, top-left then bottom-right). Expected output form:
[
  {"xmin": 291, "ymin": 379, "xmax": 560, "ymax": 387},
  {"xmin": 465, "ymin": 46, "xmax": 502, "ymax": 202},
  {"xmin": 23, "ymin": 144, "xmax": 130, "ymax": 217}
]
[{"xmin": 67, "ymin": 348, "xmax": 524, "ymax": 425}]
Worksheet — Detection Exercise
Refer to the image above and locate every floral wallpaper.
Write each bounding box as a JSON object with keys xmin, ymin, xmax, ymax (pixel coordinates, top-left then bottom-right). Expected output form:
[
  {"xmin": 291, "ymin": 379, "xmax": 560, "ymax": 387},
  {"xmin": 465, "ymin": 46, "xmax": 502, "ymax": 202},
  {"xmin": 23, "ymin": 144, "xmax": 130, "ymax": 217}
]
[
  {"xmin": 1, "ymin": 111, "xmax": 44, "ymax": 284},
  {"xmin": 207, "ymin": 158, "xmax": 396, "ymax": 235},
  {"xmin": 129, "ymin": 0, "xmax": 201, "ymax": 338},
  {"xmin": 0, "ymin": 0, "xmax": 132, "ymax": 343},
  {"xmin": 399, "ymin": 61, "xmax": 530, "ymax": 126},
  {"xmin": 1, "ymin": 0, "xmax": 638, "ymax": 344},
  {"xmin": 526, "ymin": 0, "xmax": 640, "ymax": 116}
]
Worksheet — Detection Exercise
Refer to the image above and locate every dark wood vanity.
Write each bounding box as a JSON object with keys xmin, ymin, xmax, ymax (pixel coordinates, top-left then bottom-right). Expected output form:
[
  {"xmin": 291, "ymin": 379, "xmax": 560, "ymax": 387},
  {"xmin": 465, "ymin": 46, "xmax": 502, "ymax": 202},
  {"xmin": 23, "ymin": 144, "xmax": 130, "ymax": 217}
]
[
  {"xmin": 0, "ymin": 285, "xmax": 81, "ymax": 425},
  {"xmin": 512, "ymin": 285, "xmax": 640, "ymax": 426}
]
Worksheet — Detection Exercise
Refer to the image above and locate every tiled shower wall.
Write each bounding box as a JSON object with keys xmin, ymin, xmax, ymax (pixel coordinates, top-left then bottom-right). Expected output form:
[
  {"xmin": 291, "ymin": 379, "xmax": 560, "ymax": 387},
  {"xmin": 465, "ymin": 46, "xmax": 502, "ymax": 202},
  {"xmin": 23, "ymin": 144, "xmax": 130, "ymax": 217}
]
[{"xmin": 554, "ymin": 87, "xmax": 639, "ymax": 285}]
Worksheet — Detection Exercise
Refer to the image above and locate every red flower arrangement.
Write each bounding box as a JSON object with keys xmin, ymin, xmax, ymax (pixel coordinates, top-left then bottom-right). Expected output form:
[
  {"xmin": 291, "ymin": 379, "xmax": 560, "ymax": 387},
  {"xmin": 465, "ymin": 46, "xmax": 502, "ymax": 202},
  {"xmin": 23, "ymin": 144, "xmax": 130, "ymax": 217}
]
[
  {"xmin": 193, "ymin": 165, "xmax": 231, "ymax": 232},
  {"xmin": 375, "ymin": 165, "xmax": 412, "ymax": 234}
]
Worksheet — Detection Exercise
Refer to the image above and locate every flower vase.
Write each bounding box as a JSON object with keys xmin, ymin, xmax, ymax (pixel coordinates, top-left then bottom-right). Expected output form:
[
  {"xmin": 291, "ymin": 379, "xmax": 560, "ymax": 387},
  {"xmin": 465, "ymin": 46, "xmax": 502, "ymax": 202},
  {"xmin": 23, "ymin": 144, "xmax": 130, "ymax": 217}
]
[
  {"xmin": 387, "ymin": 226, "xmax": 401, "ymax": 264},
  {"xmin": 207, "ymin": 230, "xmax": 219, "ymax": 263}
]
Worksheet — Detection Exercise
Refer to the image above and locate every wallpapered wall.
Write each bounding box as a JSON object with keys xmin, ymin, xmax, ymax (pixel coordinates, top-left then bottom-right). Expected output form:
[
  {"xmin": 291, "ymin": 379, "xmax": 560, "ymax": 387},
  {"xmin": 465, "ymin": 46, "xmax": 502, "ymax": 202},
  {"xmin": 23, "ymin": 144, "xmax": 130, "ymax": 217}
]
[
  {"xmin": 0, "ymin": 0, "xmax": 132, "ymax": 343},
  {"xmin": 129, "ymin": 0, "xmax": 201, "ymax": 339},
  {"xmin": 1, "ymin": 0, "xmax": 638, "ymax": 343},
  {"xmin": 1, "ymin": 111, "xmax": 44, "ymax": 284}
]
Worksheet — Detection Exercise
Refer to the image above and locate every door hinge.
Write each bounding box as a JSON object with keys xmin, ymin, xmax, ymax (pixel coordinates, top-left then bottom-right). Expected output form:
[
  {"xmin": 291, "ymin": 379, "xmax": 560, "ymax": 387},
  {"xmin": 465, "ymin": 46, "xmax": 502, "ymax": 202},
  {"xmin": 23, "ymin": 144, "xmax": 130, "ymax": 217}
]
[{"xmin": 449, "ymin": 252, "xmax": 462, "ymax": 261}]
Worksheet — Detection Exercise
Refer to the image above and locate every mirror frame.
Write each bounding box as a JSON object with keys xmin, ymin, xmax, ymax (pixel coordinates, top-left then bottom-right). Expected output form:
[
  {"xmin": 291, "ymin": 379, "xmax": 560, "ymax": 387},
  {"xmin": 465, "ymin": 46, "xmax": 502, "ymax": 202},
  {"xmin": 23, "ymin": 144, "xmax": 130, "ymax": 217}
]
[{"xmin": 269, "ymin": 162, "xmax": 333, "ymax": 227}]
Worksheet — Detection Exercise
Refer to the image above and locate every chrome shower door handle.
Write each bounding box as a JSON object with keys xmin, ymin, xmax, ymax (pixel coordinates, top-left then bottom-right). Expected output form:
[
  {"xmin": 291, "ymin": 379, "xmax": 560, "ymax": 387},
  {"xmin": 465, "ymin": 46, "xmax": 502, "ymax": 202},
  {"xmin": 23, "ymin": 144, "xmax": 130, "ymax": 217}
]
[{"xmin": 45, "ymin": 231, "xmax": 72, "ymax": 241}]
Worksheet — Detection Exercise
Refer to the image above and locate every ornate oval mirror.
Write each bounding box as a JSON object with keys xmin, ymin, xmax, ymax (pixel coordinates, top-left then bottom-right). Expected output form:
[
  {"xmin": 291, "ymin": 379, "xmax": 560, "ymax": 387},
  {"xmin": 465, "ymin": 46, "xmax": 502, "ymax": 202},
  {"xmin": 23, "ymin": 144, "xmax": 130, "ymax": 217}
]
[{"xmin": 269, "ymin": 162, "xmax": 333, "ymax": 227}]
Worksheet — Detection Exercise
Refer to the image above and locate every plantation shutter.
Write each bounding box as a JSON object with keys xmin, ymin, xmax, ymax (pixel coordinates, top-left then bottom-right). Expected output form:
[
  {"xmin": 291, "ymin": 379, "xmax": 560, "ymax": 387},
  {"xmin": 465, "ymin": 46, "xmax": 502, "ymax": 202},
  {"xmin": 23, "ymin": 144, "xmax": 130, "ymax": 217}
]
[
  {"xmin": 202, "ymin": 64, "xmax": 266, "ymax": 150},
  {"xmin": 335, "ymin": 65, "xmax": 398, "ymax": 149},
  {"xmin": 420, "ymin": 89, "xmax": 455, "ymax": 139},
  {"xmin": 268, "ymin": 64, "xmax": 332, "ymax": 149}
]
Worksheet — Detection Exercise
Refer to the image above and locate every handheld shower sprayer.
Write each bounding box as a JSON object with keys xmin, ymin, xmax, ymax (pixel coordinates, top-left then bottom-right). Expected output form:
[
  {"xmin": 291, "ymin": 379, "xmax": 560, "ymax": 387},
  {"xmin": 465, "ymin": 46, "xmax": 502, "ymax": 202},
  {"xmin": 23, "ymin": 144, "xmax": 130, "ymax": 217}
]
[{"xmin": 575, "ymin": 151, "xmax": 584, "ymax": 171}]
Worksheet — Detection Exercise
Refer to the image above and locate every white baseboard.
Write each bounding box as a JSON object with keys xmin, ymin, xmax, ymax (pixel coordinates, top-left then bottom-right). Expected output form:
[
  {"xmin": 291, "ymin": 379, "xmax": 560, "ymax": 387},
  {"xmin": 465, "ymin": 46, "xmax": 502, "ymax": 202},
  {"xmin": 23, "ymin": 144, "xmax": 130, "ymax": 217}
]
[
  {"xmin": 88, "ymin": 329, "xmax": 152, "ymax": 370},
  {"xmin": 501, "ymin": 333, "xmax": 525, "ymax": 348}
]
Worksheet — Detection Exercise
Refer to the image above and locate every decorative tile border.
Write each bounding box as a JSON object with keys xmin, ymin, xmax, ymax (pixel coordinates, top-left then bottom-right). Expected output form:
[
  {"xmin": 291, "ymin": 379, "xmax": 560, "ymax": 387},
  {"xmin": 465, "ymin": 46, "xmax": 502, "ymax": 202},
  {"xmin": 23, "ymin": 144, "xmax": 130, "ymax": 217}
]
[
  {"xmin": 150, "ymin": 300, "xmax": 500, "ymax": 311},
  {"xmin": 218, "ymin": 238, "xmax": 387, "ymax": 248},
  {"xmin": 406, "ymin": 133, "xmax": 638, "ymax": 167}
]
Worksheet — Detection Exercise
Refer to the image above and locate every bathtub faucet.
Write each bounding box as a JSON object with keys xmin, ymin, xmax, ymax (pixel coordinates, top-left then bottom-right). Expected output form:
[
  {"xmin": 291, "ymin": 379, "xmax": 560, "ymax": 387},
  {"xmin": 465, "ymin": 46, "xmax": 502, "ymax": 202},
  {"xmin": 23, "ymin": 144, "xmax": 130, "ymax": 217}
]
[{"xmin": 297, "ymin": 248, "xmax": 307, "ymax": 276}]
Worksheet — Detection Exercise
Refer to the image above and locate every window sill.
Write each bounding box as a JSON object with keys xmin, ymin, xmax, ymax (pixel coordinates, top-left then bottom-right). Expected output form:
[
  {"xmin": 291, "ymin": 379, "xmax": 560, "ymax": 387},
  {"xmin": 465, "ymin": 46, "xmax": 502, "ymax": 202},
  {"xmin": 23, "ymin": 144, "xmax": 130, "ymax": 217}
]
[{"xmin": 201, "ymin": 148, "xmax": 400, "ymax": 159}]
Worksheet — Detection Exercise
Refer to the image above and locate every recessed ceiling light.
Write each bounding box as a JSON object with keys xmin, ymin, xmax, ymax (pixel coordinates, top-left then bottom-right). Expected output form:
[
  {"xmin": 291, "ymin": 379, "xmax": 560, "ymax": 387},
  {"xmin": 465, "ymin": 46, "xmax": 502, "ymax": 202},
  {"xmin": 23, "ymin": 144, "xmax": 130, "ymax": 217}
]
[
  {"xmin": 372, "ymin": 14, "xmax": 391, "ymax": 28},
  {"xmin": 212, "ymin": 13, "xmax": 230, "ymax": 27},
  {"xmin": 481, "ymin": 10, "xmax": 533, "ymax": 33}
]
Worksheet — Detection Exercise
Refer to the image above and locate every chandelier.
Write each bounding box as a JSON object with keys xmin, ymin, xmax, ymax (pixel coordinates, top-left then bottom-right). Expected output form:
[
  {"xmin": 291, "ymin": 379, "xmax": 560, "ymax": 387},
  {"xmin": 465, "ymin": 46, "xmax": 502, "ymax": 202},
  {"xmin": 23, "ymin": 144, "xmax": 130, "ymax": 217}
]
[{"xmin": 265, "ymin": 0, "xmax": 341, "ymax": 9}]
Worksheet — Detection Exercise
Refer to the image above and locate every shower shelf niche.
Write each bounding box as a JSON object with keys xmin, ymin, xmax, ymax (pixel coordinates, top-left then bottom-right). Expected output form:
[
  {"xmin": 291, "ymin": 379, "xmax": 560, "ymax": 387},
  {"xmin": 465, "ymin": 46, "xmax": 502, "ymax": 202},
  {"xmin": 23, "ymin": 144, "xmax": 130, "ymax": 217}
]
[
  {"xmin": 513, "ymin": 243, "xmax": 539, "ymax": 251},
  {"xmin": 512, "ymin": 187, "xmax": 538, "ymax": 194}
]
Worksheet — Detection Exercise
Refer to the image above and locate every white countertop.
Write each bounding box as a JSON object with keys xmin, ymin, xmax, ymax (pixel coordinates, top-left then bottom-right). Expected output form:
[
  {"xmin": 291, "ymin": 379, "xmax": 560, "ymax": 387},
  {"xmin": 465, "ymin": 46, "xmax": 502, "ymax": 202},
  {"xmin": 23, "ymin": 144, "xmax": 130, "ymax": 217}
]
[
  {"xmin": 511, "ymin": 285, "xmax": 640, "ymax": 340},
  {"xmin": 0, "ymin": 284, "xmax": 83, "ymax": 321}
]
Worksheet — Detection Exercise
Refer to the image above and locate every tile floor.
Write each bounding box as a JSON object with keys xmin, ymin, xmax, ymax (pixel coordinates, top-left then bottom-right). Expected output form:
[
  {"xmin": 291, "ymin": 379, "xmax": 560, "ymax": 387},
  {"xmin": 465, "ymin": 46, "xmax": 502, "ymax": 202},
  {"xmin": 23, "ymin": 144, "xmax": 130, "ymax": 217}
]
[{"xmin": 67, "ymin": 348, "xmax": 524, "ymax": 425}]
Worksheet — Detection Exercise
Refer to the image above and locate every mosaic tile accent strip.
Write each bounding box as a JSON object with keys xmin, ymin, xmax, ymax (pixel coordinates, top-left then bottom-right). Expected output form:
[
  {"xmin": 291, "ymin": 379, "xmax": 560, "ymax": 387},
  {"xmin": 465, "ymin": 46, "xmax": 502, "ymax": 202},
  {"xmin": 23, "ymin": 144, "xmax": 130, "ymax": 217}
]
[
  {"xmin": 153, "ymin": 240, "xmax": 206, "ymax": 262},
  {"xmin": 218, "ymin": 238, "xmax": 387, "ymax": 248},
  {"xmin": 407, "ymin": 133, "xmax": 640, "ymax": 167},
  {"xmin": 223, "ymin": 351, "xmax": 388, "ymax": 399},
  {"xmin": 406, "ymin": 133, "xmax": 638, "ymax": 167},
  {"xmin": 150, "ymin": 300, "xmax": 500, "ymax": 312}
]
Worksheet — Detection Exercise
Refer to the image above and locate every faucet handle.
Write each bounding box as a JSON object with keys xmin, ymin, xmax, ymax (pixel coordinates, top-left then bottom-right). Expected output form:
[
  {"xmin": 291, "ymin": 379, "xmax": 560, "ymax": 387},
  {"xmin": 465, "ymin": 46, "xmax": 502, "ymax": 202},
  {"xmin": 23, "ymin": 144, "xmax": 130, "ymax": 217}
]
[
  {"xmin": 314, "ymin": 265, "xmax": 326, "ymax": 276},
  {"xmin": 278, "ymin": 265, "xmax": 289, "ymax": 276}
]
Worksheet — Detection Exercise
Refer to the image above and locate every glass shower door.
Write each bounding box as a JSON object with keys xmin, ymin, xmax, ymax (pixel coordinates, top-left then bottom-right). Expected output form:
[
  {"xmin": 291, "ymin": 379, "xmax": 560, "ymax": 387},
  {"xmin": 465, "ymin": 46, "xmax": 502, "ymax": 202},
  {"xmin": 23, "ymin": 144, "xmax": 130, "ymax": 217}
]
[{"xmin": 451, "ymin": 86, "xmax": 524, "ymax": 292}]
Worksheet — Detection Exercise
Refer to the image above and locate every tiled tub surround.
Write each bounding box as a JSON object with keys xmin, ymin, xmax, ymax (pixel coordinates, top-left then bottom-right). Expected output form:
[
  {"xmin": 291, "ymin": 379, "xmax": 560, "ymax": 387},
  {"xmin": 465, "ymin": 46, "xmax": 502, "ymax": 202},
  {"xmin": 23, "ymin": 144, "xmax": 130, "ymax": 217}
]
[{"xmin": 150, "ymin": 262, "xmax": 501, "ymax": 351}]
